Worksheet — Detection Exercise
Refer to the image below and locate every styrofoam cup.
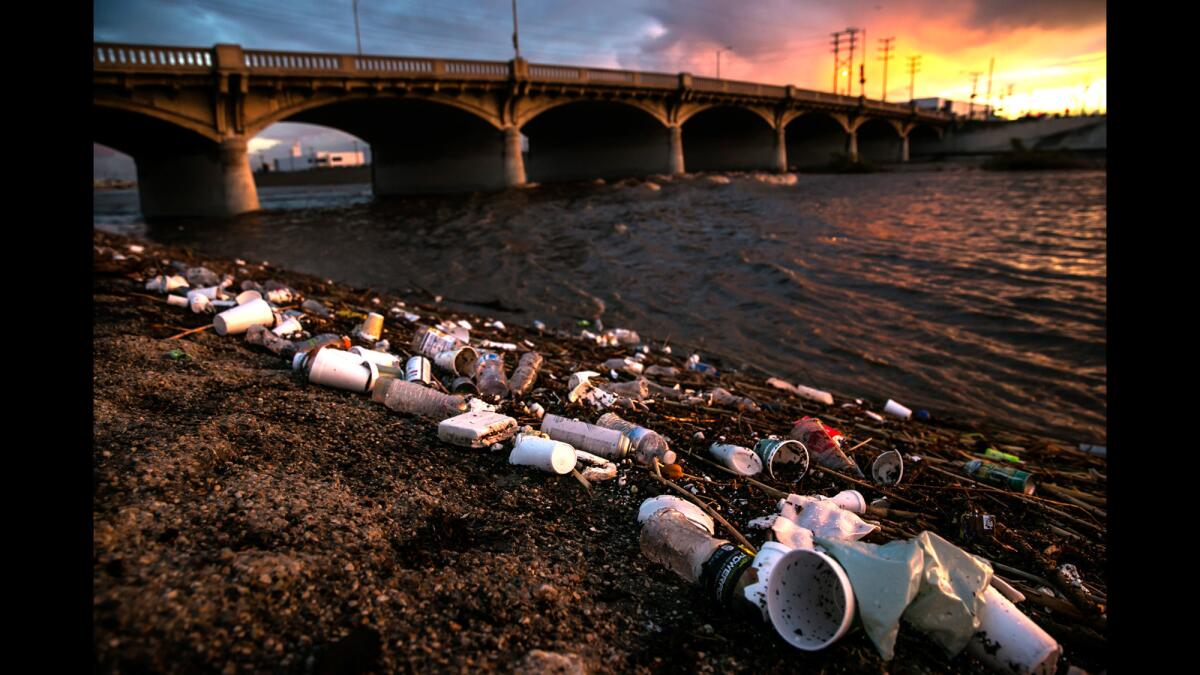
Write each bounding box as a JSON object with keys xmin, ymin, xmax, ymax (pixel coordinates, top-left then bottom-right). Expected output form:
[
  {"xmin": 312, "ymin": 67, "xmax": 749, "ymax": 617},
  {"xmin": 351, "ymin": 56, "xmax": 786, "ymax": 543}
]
[
  {"xmin": 742, "ymin": 541, "xmax": 795, "ymax": 619},
  {"xmin": 883, "ymin": 399, "xmax": 912, "ymax": 420},
  {"xmin": 213, "ymin": 298, "xmax": 275, "ymax": 335},
  {"xmin": 306, "ymin": 348, "xmax": 379, "ymax": 393},
  {"xmin": 433, "ymin": 347, "xmax": 479, "ymax": 375},
  {"xmin": 637, "ymin": 496, "xmax": 714, "ymax": 534},
  {"xmin": 349, "ymin": 346, "xmax": 401, "ymax": 368},
  {"xmin": 236, "ymin": 290, "xmax": 262, "ymax": 305},
  {"xmin": 826, "ymin": 489, "xmax": 867, "ymax": 514},
  {"xmin": 509, "ymin": 433, "xmax": 577, "ymax": 475},
  {"xmin": 965, "ymin": 585, "xmax": 1061, "ymax": 675},
  {"xmin": 871, "ymin": 450, "xmax": 904, "ymax": 486},
  {"xmin": 767, "ymin": 548, "xmax": 856, "ymax": 651},
  {"xmin": 709, "ymin": 443, "xmax": 763, "ymax": 476},
  {"xmin": 272, "ymin": 317, "xmax": 303, "ymax": 336}
]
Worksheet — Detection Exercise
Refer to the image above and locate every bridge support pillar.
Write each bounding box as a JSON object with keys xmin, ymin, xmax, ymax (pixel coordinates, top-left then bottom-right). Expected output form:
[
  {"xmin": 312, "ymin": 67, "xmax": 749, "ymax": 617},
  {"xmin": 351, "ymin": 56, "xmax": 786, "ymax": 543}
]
[
  {"xmin": 900, "ymin": 134, "xmax": 910, "ymax": 163},
  {"xmin": 136, "ymin": 136, "xmax": 260, "ymax": 219},
  {"xmin": 847, "ymin": 130, "xmax": 859, "ymax": 163},
  {"xmin": 503, "ymin": 126, "xmax": 527, "ymax": 186},
  {"xmin": 773, "ymin": 126, "xmax": 787, "ymax": 172},
  {"xmin": 668, "ymin": 125, "xmax": 685, "ymax": 175}
]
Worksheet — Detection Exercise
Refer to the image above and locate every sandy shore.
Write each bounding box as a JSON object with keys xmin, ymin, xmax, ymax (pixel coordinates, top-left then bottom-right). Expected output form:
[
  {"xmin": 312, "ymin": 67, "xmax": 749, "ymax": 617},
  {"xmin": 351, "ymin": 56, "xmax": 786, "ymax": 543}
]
[{"xmin": 92, "ymin": 229, "xmax": 1106, "ymax": 673}]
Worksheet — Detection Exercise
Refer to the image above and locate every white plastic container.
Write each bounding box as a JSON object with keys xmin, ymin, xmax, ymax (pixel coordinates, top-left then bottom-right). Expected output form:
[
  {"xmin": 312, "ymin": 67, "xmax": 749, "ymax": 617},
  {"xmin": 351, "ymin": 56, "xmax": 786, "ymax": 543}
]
[
  {"xmin": 272, "ymin": 316, "xmax": 303, "ymax": 336},
  {"xmin": 883, "ymin": 399, "xmax": 913, "ymax": 420},
  {"xmin": 965, "ymin": 585, "xmax": 1061, "ymax": 675},
  {"xmin": 305, "ymin": 348, "xmax": 378, "ymax": 394},
  {"xmin": 235, "ymin": 290, "xmax": 262, "ymax": 305},
  {"xmin": 509, "ymin": 433, "xmax": 577, "ymax": 475},
  {"xmin": 767, "ymin": 547, "xmax": 856, "ymax": 651},
  {"xmin": 433, "ymin": 346, "xmax": 479, "ymax": 375},
  {"xmin": 827, "ymin": 489, "xmax": 867, "ymax": 514},
  {"xmin": 871, "ymin": 450, "xmax": 904, "ymax": 486},
  {"xmin": 213, "ymin": 298, "xmax": 275, "ymax": 336},
  {"xmin": 708, "ymin": 443, "xmax": 763, "ymax": 476},
  {"xmin": 349, "ymin": 346, "xmax": 402, "ymax": 369},
  {"xmin": 540, "ymin": 414, "xmax": 631, "ymax": 460}
]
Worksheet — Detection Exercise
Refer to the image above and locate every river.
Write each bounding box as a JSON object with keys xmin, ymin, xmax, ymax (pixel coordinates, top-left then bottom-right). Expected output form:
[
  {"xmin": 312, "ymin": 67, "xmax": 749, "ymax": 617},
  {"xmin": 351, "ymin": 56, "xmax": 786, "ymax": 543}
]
[{"xmin": 94, "ymin": 166, "xmax": 1106, "ymax": 444}]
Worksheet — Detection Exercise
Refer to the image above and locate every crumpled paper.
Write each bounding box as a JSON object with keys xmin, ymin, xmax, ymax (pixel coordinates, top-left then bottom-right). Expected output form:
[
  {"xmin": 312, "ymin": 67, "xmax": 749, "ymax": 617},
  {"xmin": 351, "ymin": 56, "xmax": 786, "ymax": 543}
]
[{"xmin": 748, "ymin": 494, "xmax": 879, "ymax": 550}]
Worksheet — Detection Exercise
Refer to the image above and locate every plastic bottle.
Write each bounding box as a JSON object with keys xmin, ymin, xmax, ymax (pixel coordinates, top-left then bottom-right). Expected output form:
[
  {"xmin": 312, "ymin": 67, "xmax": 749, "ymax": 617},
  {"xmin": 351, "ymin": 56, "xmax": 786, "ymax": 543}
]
[
  {"xmin": 245, "ymin": 324, "xmax": 294, "ymax": 356},
  {"xmin": 540, "ymin": 414, "xmax": 631, "ymax": 460},
  {"xmin": 508, "ymin": 351, "xmax": 544, "ymax": 397},
  {"xmin": 371, "ymin": 377, "xmax": 468, "ymax": 419},
  {"xmin": 963, "ymin": 459, "xmax": 1035, "ymax": 494},
  {"xmin": 640, "ymin": 509, "xmax": 726, "ymax": 584},
  {"xmin": 474, "ymin": 352, "xmax": 509, "ymax": 402},
  {"xmin": 595, "ymin": 412, "xmax": 676, "ymax": 465},
  {"xmin": 292, "ymin": 334, "xmax": 351, "ymax": 356}
]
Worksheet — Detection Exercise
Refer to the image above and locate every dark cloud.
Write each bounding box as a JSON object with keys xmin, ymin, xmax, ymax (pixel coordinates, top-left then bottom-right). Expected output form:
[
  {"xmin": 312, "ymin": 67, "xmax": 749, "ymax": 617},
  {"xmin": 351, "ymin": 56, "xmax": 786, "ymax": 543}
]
[{"xmin": 967, "ymin": 0, "xmax": 1106, "ymax": 30}]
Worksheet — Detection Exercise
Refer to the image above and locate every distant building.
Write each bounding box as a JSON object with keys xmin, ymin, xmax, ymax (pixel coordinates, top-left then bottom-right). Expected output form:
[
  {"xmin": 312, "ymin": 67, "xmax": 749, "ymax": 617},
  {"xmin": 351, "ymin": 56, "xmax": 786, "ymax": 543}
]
[
  {"xmin": 911, "ymin": 97, "xmax": 999, "ymax": 120},
  {"xmin": 270, "ymin": 142, "xmax": 368, "ymax": 171},
  {"xmin": 313, "ymin": 151, "xmax": 366, "ymax": 167}
]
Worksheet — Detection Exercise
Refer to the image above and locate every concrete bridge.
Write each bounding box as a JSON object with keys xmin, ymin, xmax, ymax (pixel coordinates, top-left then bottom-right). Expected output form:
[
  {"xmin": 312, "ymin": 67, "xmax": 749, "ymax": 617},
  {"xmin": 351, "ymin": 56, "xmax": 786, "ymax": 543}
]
[{"xmin": 94, "ymin": 42, "xmax": 952, "ymax": 218}]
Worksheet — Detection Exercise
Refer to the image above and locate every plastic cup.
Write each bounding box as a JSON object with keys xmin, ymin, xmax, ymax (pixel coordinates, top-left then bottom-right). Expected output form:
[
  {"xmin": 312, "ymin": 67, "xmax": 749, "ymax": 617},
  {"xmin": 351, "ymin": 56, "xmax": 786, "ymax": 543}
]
[
  {"xmin": 752, "ymin": 438, "xmax": 810, "ymax": 480},
  {"xmin": 305, "ymin": 348, "xmax": 379, "ymax": 393},
  {"xmin": 272, "ymin": 317, "xmax": 303, "ymax": 336},
  {"xmin": 742, "ymin": 541, "xmax": 795, "ymax": 619},
  {"xmin": 235, "ymin": 290, "xmax": 262, "ymax": 305},
  {"xmin": 637, "ymin": 496, "xmax": 714, "ymax": 534},
  {"xmin": 708, "ymin": 443, "xmax": 763, "ymax": 476},
  {"xmin": 358, "ymin": 312, "xmax": 384, "ymax": 341},
  {"xmin": 509, "ymin": 433, "xmax": 577, "ymax": 475},
  {"xmin": 349, "ymin": 346, "xmax": 401, "ymax": 369},
  {"xmin": 766, "ymin": 548, "xmax": 856, "ymax": 651},
  {"xmin": 433, "ymin": 347, "xmax": 479, "ymax": 375},
  {"xmin": 883, "ymin": 399, "xmax": 912, "ymax": 420},
  {"xmin": 871, "ymin": 450, "xmax": 904, "ymax": 486},
  {"xmin": 827, "ymin": 489, "xmax": 867, "ymax": 514},
  {"xmin": 213, "ymin": 298, "xmax": 275, "ymax": 336},
  {"xmin": 965, "ymin": 585, "xmax": 1061, "ymax": 675}
]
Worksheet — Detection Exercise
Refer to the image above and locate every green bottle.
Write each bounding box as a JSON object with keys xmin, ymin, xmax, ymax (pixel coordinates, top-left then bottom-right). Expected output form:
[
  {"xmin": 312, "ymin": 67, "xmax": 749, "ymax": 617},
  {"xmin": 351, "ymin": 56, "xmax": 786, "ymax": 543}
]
[{"xmin": 963, "ymin": 459, "xmax": 1034, "ymax": 494}]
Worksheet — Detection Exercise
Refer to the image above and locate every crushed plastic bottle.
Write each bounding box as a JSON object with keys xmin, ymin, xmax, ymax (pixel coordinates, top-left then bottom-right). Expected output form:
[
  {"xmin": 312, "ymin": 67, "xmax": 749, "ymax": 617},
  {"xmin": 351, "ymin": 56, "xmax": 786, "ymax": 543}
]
[
  {"xmin": 595, "ymin": 412, "xmax": 676, "ymax": 465},
  {"xmin": 371, "ymin": 377, "xmax": 468, "ymax": 420},
  {"xmin": 508, "ymin": 352, "xmax": 544, "ymax": 398},
  {"xmin": 603, "ymin": 357, "xmax": 644, "ymax": 376},
  {"xmin": 541, "ymin": 414, "xmax": 631, "ymax": 460},
  {"xmin": 245, "ymin": 324, "xmax": 295, "ymax": 356},
  {"xmin": 707, "ymin": 387, "xmax": 761, "ymax": 413},
  {"xmin": 474, "ymin": 352, "xmax": 509, "ymax": 402}
]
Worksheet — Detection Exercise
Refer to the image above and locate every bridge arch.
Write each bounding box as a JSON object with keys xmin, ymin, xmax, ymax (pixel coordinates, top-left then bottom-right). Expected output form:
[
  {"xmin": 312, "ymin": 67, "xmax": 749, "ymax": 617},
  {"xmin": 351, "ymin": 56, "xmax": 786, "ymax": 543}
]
[
  {"xmin": 856, "ymin": 117, "xmax": 905, "ymax": 164},
  {"xmin": 680, "ymin": 105, "xmax": 779, "ymax": 172},
  {"xmin": 265, "ymin": 97, "xmax": 514, "ymax": 195},
  {"xmin": 908, "ymin": 123, "xmax": 946, "ymax": 158},
  {"xmin": 245, "ymin": 91, "xmax": 504, "ymax": 138},
  {"xmin": 521, "ymin": 100, "xmax": 673, "ymax": 182},
  {"xmin": 784, "ymin": 112, "xmax": 849, "ymax": 169}
]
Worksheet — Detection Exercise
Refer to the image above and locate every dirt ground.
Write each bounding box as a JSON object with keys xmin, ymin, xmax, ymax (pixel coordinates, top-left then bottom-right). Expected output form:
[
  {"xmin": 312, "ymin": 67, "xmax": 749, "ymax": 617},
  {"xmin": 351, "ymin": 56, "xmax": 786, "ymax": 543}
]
[{"xmin": 92, "ymin": 230, "xmax": 1107, "ymax": 674}]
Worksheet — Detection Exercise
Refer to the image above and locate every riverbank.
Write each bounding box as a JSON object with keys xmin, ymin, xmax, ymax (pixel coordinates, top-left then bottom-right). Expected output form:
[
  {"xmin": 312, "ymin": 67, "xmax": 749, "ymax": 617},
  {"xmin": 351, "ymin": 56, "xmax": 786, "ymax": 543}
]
[{"xmin": 93, "ymin": 229, "xmax": 1107, "ymax": 673}]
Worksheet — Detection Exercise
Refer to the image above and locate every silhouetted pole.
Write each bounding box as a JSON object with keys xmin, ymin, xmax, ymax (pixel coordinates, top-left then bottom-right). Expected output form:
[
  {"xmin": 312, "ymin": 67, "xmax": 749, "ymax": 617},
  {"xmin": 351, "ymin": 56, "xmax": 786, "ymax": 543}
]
[
  {"xmin": 512, "ymin": 0, "xmax": 521, "ymax": 59},
  {"xmin": 967, "ymin": 72, "xmax": 981, "ymax": 119},
  {"xmin": 878, "ymin": 37, "xmax": 895, "ymax": 101},
  {"xmin": 985, "ymin": 57, "xmax": 994, "ymax": 117},
  {"xmin": 907, "ymin": 54, "xmax": 921, "ymax": 103},
  {"xmin": 830, "ymin": 32, "xmax": 843, "ymax": 93},
  {"xmin": 845, "ymin": 28, "xmax": 859, "ymax": 96},
  {"xmin": 716, "ymin": 45, "xmax": 732, "ymax": 78},
  {"xmin": 353, "ymin": 0, "xmax": 362, "ymax": 56}
]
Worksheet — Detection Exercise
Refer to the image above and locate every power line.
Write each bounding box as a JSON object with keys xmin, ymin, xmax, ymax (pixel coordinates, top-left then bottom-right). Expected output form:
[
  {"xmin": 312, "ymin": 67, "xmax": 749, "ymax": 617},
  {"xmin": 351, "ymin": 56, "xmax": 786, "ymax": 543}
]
[
  {"xmin": 844, "ymin": 27, "xmax": 862, "ymax": 96},
  {"xmin": 877, "ymin": 37, "xmax": 894, "ymax": 102},
  {"xmin": 830, "ymin": 31, "xmax": 843, "ymax": 93}
]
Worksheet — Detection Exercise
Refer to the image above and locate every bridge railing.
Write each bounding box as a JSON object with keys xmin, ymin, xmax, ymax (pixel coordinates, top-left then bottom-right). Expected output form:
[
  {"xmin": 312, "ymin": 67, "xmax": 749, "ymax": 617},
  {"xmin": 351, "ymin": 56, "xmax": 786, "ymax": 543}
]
[
  {"xmin": 527, "ymin": 63, "xmax": 678, "ymax": 89},
  {"xmin": 94, "ymin": 43, "xmax": 213, "ymax": 71},
  {"xmin": 692, "ymin": 76, "xmax": 787, "ymax": 98}
]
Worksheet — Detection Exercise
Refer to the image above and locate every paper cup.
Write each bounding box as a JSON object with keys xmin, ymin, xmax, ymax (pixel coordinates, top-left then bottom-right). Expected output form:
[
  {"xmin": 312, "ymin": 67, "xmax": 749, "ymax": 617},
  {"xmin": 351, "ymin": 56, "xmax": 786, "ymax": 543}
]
[
  {"xmin": 871, "ymin": 450, "xmax": 904, "ymax": 486},
  {"xmin": 358, "ymin": 312, "xmax": 384, "ymax": 341},
  {"xmin": 966, "ymin": 585, "xmax": 1061, "ymax": 675},
  {"xmin": 828, "ymin": 489, "xmax": 867, "ymax": 514},
  {"xmin": 235, "ymin": 290, "xmax": 262, "ymax": 305},
  {"xmin": 637, "ymin": 496, "xmax": 714, "ymax": 534},
  {"xmin": 753, "ymin": 438, "xmax": 810, "ymax": 480},
  {"xmin": 272, "ymin": 317, "xmax": 303, "ymax": 336},
  {"xmin": 433, "ymin": 347, "xmax": 479, "ymax": 375},
  {"xmin": 213, "ymin": 298, "xmax": 275, "ymax": 336},
  {"xmin": 767, "ymin": 548, "xmax": 856, "ymax": 651},
  {"xmin": 709, "ymin": 443, "xmax": 763, "ymax": 476},
  {"xmin": 509, "ymin": 433, "xmax": 576, "ymax": 475},
  {"xmin": 349, "ymin": 346, "xmax": 401, "ymax": 369},
  {"xmin": 166, "ymin": 294, "xmax": 188, "ymax": 307},
  {"xmin": 742, "ymin": 541, "xmax": 795, "ymax": 619},
  {"xmin": 306, "ymin": 348, "xmax": 378, "ymax": 393},
  {"xmin": 883, "ymin": 399, "xmax": 912, "ymax": 420}
]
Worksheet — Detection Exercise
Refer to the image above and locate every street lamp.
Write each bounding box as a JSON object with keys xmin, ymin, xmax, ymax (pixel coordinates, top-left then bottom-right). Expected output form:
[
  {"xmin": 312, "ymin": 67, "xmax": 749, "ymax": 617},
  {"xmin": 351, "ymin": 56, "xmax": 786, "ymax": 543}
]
[
  {"xmin": 512, "ymin": 0, "xmax": 521, "ymax": 60},
  {"xmin": 716, "ymin": 45, "xmax": 732, "ymax": 78}
]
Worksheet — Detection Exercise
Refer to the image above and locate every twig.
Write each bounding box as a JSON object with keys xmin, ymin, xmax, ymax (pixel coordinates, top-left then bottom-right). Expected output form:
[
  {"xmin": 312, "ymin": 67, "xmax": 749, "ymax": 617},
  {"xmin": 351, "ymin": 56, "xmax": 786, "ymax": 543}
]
[
  {"xmin": 570, "ymin": 469, "xmax": 592, "ymax": 493},
  {"xmin": 167, "ymin": 324, "xmax": 212, "ymax": 340},
  {"xmin": 648, "ymin": 464, "xmax": 757, "ymax": 555},
  {"xmin": 844, "ymin": 437, "xmax": 874, "ymax": 454}
]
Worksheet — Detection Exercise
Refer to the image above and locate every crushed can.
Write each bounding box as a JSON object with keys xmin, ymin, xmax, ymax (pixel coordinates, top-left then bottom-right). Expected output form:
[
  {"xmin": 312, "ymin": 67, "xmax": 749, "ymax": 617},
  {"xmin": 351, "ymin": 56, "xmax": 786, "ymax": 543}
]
[
  {"xmin": 963, "ymin": 460, "xmax": 1035, "ymax": 494},
  {"xmin": 405, "ymin": 355, "xmax": 432, "ymax": 384}
]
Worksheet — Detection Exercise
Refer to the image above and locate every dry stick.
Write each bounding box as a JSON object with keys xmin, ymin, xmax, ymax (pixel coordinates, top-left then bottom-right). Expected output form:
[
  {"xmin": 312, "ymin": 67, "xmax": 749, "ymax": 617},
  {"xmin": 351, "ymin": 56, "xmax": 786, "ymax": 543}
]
[
  {"xmin": 1043, "ymin": 482, "xmax": 1106, "ymax": 506},
  {"xmin": 922, "ymin": 464, "xmax": 1099, "ymax": 517},
  {"xmin": 814, "ymin": 465, "xmax": 922, "ymax": 508},
  {"xmin": 1039, "ymin": 483, "xmax": 1107, "ymax": 518},
  {"xmin": 648, "ymin": 463, "xmax": 758, "ymax": 555},
  {"xmin": 688, "ymin": 454, "xmax": 789, "ymax": 500},
  {"xmin": 844, "ymin": 437, "xmax": 874, "ymax": 454},
  {"xmin": 167, "ymin": 324, "xmax": 213, "ymax": 340}
]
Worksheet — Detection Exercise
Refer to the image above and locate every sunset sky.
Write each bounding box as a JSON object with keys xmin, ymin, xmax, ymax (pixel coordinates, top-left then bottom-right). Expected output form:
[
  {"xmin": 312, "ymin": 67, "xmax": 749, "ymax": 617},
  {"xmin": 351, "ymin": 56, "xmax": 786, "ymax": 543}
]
[{"xmin": 93, "ymin": 0, "xmax": 1106, "ymax": 171}]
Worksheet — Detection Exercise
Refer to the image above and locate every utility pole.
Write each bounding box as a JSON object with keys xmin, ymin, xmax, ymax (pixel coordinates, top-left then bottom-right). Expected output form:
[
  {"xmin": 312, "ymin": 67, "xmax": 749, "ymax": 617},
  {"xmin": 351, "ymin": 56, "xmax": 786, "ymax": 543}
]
[
  {"xmin": 352, "ymin": 0, "xmax": 362, "ymax": 56},
  {"xmin": 830, "ymin": 31, "xmax": 843, "ymax": 93},
  {"xmin": 967, "ymin": 71, "xmax": 982, "ymax": 119},
  {"xmin": 844, "ymin": 28, "xmax": 861, "ymax": 96},
  {"xmin": 859, "ymin": 27, "xmax": 866, "ymax": 97},
  {"xmin": 511, "ymin": 0, "xmax": 520, "ymax": 60},
  {"xmin": 985, "ymin": 57, "xmax": 995, "ymax": 118},
  {"xmin": 877, "ymin": 37, "xmax": 894, "ymax": 101},
  {"xmin": 907, "ymin": 54, "xmax": 921, "ymax": 103},
  {"xmin": 716, "ymin": 45, "xmax": 732, "ymax": 78}
]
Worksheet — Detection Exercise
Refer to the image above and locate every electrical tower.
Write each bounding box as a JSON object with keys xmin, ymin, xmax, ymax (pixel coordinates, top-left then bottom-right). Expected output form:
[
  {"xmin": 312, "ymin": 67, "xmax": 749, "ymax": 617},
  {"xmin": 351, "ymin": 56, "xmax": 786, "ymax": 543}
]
[
  {"xmin": 907, "ymin": 55, "xmax": 921, "ymax": 103},
  {"xmin": 877, "ymin": 37, "xmax": 895, "ymax": 101},
  {"xmin": 830, "ymin": 31, "xmax": 844, "ymax": 94},
  {"xmin": 845, "ymin": 29, "xmax": 859, "ymax": 96}
]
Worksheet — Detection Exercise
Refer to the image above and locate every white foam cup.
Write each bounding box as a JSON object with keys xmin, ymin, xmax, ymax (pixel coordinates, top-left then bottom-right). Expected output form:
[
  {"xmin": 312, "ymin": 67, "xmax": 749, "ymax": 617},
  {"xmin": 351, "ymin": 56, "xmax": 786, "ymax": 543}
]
[
  {"xmin": 305, "ymin": 348, "xmax": 379, "ymax": 393},
  {"xmin": 349, "ymin": 346, "xmax": 401, "ymax": 368},
  {"xmin": 827, "ymin": 489, "xmax": 867, "ymax": 514},
  {"xmin": 708, "ymin": 443, "xmax": 763, "ymax": 476},
  {"xmin": 433, "ymin": 347, "xmax": 478, "ymax": 375},
  {"xmin": 213, "ymin": 298, "xmax": 275, "ymax": 335},
  {"xmin": 766, "ymin": 548, "xmax": 856, "ymax": 651},
  {"xmin": 509, "ymin": 433, "xmax": 576, "ymax": 475},
  {"xmin": 965, "ymin": 585, "xmax": 1061, "ymax": 675},
  {"xmin": 272, "ymin": 317, "xmax": 303, "ymax": 336},
  {"xmin": 883, "ymin": 399, "xmax": 913, "ymax": 420},
  {"xmin": 871, "ymin": 450, "xmax": 904, "ymax": 486},
  {"xmin": 236, "ymin": 290, "xmax": 262, "ymax": 305},
  {"xmin": 637, "ymin": 496, "xmax": 715, "ymax": 534},
  {"xmin": 743, "ymin": 541, "xmax": 795, "ymax": 619}
]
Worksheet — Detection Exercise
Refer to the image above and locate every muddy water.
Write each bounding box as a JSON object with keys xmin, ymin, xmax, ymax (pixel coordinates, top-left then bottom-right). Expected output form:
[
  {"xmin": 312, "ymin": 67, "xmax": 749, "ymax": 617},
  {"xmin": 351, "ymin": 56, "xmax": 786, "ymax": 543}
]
[{"xmin": 94, "ymin": 167, "xmax": 1106, "ymax": 443}]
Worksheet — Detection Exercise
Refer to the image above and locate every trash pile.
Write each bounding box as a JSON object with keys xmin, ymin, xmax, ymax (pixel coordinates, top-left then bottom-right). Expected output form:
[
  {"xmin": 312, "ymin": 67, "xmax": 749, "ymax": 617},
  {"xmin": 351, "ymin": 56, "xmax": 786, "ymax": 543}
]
[{"xmin": 110, "ymin": 234, "xmax": 1107, "ymax": 673}]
